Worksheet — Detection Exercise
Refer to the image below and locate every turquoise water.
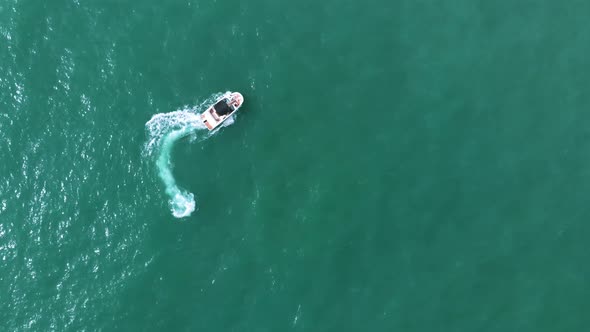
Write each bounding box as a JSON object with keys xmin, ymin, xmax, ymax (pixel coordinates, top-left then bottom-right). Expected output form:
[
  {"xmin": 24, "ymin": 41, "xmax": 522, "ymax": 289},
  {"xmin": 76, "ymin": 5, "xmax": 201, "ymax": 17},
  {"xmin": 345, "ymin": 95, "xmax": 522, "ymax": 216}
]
[{"xmin": 2, "ymin": 0, "xmax": 590, "ymax": 330}]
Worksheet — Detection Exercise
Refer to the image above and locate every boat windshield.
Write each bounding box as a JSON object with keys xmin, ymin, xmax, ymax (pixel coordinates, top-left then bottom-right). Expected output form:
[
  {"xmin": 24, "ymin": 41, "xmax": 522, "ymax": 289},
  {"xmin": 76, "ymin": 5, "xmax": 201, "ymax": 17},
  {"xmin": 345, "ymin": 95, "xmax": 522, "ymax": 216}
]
[{"xmin": 213, "ymin": 99, "xmax": 233, "ymax": 116}]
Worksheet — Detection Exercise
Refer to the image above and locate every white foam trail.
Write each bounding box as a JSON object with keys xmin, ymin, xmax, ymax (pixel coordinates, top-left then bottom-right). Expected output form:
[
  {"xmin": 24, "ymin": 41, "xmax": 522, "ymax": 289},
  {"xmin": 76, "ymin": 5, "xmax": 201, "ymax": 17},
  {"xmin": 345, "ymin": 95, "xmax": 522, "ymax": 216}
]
[{"xmin": 144, "ymin": 93, "xmax": 233, "ymax": 218}]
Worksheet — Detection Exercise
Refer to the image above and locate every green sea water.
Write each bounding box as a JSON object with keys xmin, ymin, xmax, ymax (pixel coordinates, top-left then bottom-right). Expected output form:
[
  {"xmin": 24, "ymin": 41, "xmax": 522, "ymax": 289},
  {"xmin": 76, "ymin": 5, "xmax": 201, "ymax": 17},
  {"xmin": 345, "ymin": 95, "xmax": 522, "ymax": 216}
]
[{"xmin": 2, "ymin": 0, "xmax": 590, "ymax": 330}]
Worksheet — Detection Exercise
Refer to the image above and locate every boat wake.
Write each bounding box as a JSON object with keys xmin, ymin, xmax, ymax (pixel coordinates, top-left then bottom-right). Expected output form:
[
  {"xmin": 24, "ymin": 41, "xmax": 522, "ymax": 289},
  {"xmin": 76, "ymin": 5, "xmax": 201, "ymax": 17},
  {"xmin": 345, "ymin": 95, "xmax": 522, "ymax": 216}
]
[{"xmin": 144, "ymin": 93, "xmax": 231, "ymax": 218}]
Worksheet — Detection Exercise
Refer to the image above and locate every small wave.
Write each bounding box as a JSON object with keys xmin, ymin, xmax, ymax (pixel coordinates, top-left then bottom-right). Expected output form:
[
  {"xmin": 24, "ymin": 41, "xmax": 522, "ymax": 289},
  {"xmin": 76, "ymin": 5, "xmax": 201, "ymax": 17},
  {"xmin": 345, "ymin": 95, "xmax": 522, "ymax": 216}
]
[{"xmin": 144, "ymin": 92, "xmax": 233, "ymax": 218}]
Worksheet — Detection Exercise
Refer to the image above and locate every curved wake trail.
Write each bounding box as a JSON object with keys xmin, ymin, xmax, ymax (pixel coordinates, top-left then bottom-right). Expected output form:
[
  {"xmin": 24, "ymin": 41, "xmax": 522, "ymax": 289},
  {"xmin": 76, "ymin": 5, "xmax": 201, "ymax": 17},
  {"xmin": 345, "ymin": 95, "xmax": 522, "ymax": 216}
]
[
  {"xmin": 155, "ymin": 127, "xmax": 197, "ymax": 218},
  {"xmin": 144, "ymin": 93, "xmax": 231, "ymax": 218}
]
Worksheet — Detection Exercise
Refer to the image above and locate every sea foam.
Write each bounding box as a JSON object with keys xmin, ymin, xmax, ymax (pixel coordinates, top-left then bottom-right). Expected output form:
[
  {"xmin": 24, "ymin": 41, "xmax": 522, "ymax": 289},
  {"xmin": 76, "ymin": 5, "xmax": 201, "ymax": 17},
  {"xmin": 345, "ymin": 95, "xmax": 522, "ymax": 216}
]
[{"xmin": 144, "ymin": 92, "xmax": 231, "ymax": 218}]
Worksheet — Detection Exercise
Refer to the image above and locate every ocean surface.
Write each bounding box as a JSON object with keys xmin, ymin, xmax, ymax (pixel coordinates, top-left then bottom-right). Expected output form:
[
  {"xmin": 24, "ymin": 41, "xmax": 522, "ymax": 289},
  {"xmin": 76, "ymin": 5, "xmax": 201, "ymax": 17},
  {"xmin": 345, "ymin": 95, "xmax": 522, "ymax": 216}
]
[{"xmin": 2, "ymin": 0, "xmax": 590, "ymax": 330}]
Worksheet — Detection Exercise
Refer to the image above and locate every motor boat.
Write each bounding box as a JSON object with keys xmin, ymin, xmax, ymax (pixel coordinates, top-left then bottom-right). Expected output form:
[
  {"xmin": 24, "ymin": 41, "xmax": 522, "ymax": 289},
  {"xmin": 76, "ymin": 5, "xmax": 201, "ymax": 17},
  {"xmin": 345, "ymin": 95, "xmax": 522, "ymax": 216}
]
[{"xmin": 200, "ymin": 92, "xmax": 244, "ymax": 131}]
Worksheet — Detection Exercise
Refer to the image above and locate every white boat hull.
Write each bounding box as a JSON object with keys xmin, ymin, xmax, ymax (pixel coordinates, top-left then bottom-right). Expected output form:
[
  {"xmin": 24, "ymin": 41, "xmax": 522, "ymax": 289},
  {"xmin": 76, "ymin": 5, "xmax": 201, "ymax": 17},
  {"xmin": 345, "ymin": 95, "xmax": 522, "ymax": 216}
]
[{"xmin": 200, "ymin": 92, "xmax": 244, "ymax": 131}]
